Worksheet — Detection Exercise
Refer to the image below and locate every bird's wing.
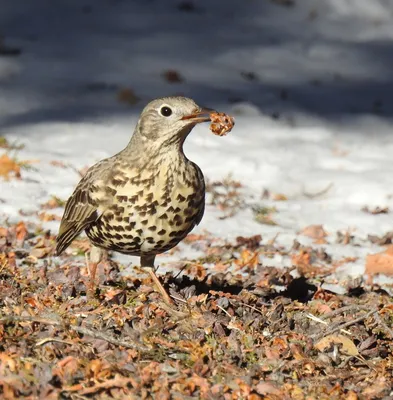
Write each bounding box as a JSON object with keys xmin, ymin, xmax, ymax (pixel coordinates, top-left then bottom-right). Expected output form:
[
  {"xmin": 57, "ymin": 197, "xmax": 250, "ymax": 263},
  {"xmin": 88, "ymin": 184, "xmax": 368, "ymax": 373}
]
[
  {"xmin": 193, "ymin": 163, "xmax": 205, "ymax": 226},
  {"xmin": 56, "ymin": 162, "xmax": 111, "ymax": 255}
]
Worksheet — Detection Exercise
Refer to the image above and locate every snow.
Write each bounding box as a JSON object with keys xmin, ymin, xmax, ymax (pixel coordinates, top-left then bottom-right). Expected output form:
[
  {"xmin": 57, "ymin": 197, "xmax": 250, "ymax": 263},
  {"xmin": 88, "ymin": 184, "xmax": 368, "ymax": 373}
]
[{"xmin": 1, "ymin": 0, "xmax": 393, "ymax": 289}]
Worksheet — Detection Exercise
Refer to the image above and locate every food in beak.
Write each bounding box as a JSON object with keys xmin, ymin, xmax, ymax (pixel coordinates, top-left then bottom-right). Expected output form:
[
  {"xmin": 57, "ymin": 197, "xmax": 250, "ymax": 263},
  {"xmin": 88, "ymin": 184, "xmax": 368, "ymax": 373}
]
[
  {"xmin": 209, "ymin": 112, "xmax": 235, "ymax": 136},
  {"xmin": 182, "ymin": 108, "xmax": 235, "ymax": 136}
]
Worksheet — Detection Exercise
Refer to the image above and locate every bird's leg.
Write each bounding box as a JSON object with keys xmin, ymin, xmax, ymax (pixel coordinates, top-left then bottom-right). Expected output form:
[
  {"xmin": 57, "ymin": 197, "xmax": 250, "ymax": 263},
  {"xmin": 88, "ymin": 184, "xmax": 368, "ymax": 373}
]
[
  {"xmin": 141, "ymin": 254, "xmax": 173, "ymax": 305},
  {"xmin": 88, "ymin": 246, "xmax": 103, "ymax": 294}
]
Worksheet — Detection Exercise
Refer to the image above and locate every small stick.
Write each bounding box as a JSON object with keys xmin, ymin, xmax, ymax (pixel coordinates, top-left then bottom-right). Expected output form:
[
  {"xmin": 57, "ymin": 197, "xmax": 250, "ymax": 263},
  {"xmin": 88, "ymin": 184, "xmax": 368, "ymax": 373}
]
[
  {"xmin": 36, "ymin": 337, "xmax": 74, "ymax": 347},
  {"xmin": 311, "ymin": 309, "xmax": 376, "ymax": 341},
  {"xmin": 306, "ymin": 313, "xmax": 352, "ymax": 335},
  {"xmin": 318, "ymin": 305, "xmax": 369, "ymax": 320},
  {"xmin": 217, "ymin": 304, "xmax": 232, "ymax": 318}
]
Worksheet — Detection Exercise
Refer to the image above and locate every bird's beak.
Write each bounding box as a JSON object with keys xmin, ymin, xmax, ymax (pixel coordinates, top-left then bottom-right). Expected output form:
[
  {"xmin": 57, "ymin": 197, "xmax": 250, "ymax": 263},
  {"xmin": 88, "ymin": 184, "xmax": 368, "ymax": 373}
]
[{"xmin": 181, "ymin": 107, "xmax": 215, "ymax": 123}]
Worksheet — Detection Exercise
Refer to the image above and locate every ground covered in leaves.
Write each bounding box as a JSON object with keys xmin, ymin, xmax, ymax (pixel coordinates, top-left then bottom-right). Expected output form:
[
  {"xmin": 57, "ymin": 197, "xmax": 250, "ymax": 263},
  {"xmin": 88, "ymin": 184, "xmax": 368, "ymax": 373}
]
[{"xmin": 0, "ymin": 221, "xmax": 392, "ymax": 400}]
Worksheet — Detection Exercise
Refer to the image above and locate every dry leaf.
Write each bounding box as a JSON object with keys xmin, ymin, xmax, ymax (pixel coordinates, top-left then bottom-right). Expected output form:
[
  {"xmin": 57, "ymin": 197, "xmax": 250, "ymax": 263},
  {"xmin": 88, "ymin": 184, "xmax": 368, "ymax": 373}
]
[
  {"xmin": 272, "ymin": 193, "xmax": 288, "ymax": 201},
  {"xmin": 291, "ymin": 249, "xmax": 311, "ymax": 267},
  {"xmin": 117, "ymin": 88, "xmax": 139, "ymax": 105},
  {"xmin": 255, "ymin": 381, "xmax": 282, "ymax": 396},
  {"xmin": 15, "ymin": 221, "xmax": 28, "ymax": 246},
  {"xmin": 366, "ymin": 245, "xmax": 393, "ymax": 279},
  {"xmin": 315, "ymin": 334, "xmax": 359, "ymax": 356},
  {"xmin": 362, "ymin": 377, "xmax": 390, "ymax": 398},
  {"xmin": 362, "ymin": 206, "xmax": 388, "ymax": 215},
  {"xmin": 30, "ymin": 247, "xmax": 52, "ymax": 259},
  {"xmin": 300, "ymin": 224, "xmax": 328, "ymax": 242},
  {"xmin": 41, "ymin": 196, "xmax": 66, "ymax": 209},
  {"xmin": 0, "ymin": 154, "xmax": 21, "ymax": 180},
  {"xmin": 50, "ymin": 160, "xmax": 68, "ymax": 168},
  {"xmin": 52, "ymin": 356, "xmax": 80, "ymax": 382},
  {"xmin": 38, "ymin": 212, "xmax": 62, "ymax": 222},
  {"xmin": 234, "ymin": 249, "xmax": 259, "ymax": 270},
  {"xmin": 162, "ymin": 70, "xmax": 184, "ymax": 83}
]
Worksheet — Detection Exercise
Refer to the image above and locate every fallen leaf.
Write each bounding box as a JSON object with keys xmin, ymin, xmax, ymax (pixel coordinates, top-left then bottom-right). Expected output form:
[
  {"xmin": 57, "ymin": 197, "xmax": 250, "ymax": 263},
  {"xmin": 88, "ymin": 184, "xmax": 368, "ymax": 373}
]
[
  {"xmin": 300, "ymin": 225, "xmax": 328, "ymax": 242},
  {"xmin": 162, "ymin": 70, "xmax": 184, "ymax": 83},
  {"xmin": 255, "ymin": 381, "xmax": 283, "ymax": 396},
  {"xmin": 234, "ymin": 249, "xmax": 259, "ymax": 270},
  {"xmin": 315, "ymin": 334, "xmax": 359, "ymax": 356},
  {"xmin": 291, "ymin": 249, "xmax": 311, "ymax": 267},
  {"xmin": 50, "ymin": 160, "xmax": 68, "ymax": 168},
  {"xmin": 30, "ymin": 247, "xmax": 52, "ymax": 259},
  {"xmin": 52, "ymin": 356, "xmax": 80, "ymax": 382},
  {"xmin": 272, "ymin": 193, "xmax": 288, "ymax": 201},
  {"xmin": 0, "ymin": 154, "xmax": 21, "ymax": 180},
  {"xmin": 117, "ymin": 88, "xmax": 139, "ymax": 105},
  {"xmin": 41, "ymin": 196, "xmax": 66, "ymax": 209},
  {"xmin": 362, "ymin": 206, "xmax": 389, "ymax": 215},
  {"xmin": 366, "ymin": 245, "xmax": 393, "ymax": 279},
  {"xmin": 362, "ymin": 377, "xmax": 390, "ymax": 398},
  {"xmin": 38, "ymin": 212, "xmax": 62, "ymax": 222},
  {"xmin": 16, "ymin": 221, "xmax": 28, "ymax": 246}
]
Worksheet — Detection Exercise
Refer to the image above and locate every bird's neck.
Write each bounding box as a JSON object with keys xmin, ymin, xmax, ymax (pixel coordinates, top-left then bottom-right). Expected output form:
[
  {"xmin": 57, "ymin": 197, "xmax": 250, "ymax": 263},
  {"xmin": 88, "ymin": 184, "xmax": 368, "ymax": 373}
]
[{"xmin": 120, "ymin": 129, "xmax": 191, "ymax": 170}]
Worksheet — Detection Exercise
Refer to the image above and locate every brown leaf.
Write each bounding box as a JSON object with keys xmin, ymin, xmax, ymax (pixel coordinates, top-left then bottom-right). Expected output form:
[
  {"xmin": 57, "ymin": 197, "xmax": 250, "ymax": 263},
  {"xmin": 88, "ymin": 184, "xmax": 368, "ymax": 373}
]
[
  {"xmin": 41, "ymin": 196, "xmax": 65, "ymax": 209},
  {"xmin": 366, "ymin": 245, "xmax": 393, "ymax": 278},
  {"xmin": 362, "ymin": 206, "xmax": 389, "ymax": 215},
  {"xmin": 272, "ymin": 193, "xmax": 288, "ymax": 201},
  {"xmin": 234, "ymin": 249, "xmax": 259, "ymax": 270},
  {"xmin": 362, "ymin": 377, "xmax": 390, "ymax": 398},
  {"xmin": 162, "ymin": 70, "xmax": 184, "ymax": 83},
  {"xmin": 255, "ymin": 381, "xmax": 283, "ymax": 396},
  {"xmin": 30, "ymin": 247, "xmax": 52, "ymax": 259},
  {"xmin": 15, "ymin": 221, "xmax": 28, "ymax": 246},
  {"xmin": 86, "ymin": 359, "xmax": 111, "ymax": 381},
  {"xmin": 38, "ymin": 212, "xmax": 62, "ymax": 222},
  {"xmin": 291, "ymin": 249, "xmax": 311, "ymax": 267},
  {"xmin": 52, "ymin": 356, "xmax": 80, "ymax": 383},
  {"xmin": 300, "ymin": 224, "xmax": 328, "ymax": 241},
  {"xmin": 117, "ymin": 88, "xmax": 140, "ymax": 105},
  {"xmin": 0, "ymin": 154, "xmax": 21, "ymax": 180},
  {"xmin": 50, "ymin": 160, "xmax": 68, "ymax": 168},
  {"xmin": 314, "ymin": 334, "xmax": 359, "ymax": 356}
]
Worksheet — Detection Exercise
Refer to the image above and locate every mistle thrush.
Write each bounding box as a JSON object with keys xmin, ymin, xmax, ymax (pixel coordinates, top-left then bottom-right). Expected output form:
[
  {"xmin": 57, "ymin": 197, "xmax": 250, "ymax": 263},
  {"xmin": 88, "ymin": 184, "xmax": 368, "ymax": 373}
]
[{"xmin": 56, "ymin": 96, "xmax": 230, "ymax": 304}]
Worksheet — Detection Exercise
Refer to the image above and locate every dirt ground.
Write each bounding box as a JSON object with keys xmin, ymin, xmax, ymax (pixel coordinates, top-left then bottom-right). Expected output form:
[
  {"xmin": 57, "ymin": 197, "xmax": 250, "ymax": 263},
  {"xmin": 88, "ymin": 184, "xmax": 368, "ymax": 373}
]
[{"xmin": 0, "ymin": 221, "xmax": 392, "ymax": 400}]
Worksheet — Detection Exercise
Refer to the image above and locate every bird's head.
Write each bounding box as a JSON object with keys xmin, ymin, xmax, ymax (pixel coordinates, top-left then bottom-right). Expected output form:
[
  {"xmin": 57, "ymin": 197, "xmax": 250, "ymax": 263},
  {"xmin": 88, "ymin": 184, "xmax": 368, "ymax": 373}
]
[{"xmin": 133, "ymin": 96, "xmax": 214, "ymax": 148}]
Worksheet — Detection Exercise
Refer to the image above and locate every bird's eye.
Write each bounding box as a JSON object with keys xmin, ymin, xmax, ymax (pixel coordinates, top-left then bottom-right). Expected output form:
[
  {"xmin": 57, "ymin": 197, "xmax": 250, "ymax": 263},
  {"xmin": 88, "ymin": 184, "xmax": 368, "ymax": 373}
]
[{"xmin": 160, "ymin": 106, "xmax": 172, "ymax": 117}]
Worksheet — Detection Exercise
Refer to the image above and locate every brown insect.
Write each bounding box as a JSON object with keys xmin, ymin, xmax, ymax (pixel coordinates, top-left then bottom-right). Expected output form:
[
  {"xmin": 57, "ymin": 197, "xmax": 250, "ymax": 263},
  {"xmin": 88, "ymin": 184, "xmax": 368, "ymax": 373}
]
[{"xmin": 209, "ymin": 112, "xmax": 235, "ymax": 136}]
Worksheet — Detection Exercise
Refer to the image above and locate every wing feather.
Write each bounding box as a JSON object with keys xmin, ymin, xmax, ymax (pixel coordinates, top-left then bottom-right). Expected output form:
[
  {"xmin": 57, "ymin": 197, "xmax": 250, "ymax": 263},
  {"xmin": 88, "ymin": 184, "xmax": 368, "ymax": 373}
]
[
  {"xmin": 56, "ymin": 184, "xmax": 99, "ymax": 255},
  {"xmin": 56, "ymin": 161, "xmax": 112, "ymax": 255}
]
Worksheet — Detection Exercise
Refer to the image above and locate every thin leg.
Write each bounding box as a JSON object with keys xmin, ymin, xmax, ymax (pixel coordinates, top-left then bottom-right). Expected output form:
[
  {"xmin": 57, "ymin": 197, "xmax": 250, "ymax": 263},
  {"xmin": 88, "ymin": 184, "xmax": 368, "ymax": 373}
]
[
  {"xmin": 88, "ymin": 246, "xmax": 103, "ymax": 294},
  {"xmin": 141, "ymin": 254, "xmax": 173, "ymax": 305}
]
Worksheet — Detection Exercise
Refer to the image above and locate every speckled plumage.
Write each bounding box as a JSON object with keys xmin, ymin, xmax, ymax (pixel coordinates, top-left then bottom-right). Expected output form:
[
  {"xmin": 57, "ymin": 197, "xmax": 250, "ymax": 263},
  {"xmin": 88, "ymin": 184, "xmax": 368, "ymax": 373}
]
[{"xmin": 56, "ymin": 97, "xmax": 211, "ymax": 301}]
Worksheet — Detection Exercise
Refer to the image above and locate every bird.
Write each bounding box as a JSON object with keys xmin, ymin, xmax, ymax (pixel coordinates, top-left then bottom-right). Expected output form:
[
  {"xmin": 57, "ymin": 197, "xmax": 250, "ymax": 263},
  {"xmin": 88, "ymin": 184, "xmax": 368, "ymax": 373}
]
[{"xmin": 56, "ymin": 96, "xmax": 216, "ymax": 304}]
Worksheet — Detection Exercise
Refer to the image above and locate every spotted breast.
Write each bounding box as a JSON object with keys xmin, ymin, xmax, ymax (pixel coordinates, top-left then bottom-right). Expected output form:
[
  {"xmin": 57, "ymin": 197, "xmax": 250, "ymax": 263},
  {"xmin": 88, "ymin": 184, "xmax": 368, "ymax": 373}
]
[{"xmin": 85, "ymin": 153, "xmax": 205, "ymax": 256}]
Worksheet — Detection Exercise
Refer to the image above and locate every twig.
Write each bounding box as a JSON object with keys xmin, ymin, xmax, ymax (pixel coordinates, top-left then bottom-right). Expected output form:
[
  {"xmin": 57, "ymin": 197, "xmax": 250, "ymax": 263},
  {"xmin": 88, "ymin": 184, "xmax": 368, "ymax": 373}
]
[
  {"xmin": 36, "ymin": 337, "xmax": 74, "ymax": 347},
  {"xmin": 318, "ymin": 305, "xmax": 369, "ymax": 320},
  {"xmin": 217, "ymin": 304, "xmax": 232, "ymax": 318},
  {"xmin": 311, "ymin": 309, "xmax": 376, "ymax": 341},
  {"xmin": 230, "ymin": 301, "xmax": 270, "ymax": 315},
  {"xmin": 306, "ymin": 313, "xmax": 352, "ymax": 335},
  {"xmin": 170, "ymin": 294, "xmax": 188, "ymax": 304},
  {"xmin": 0, "ymin": 315, "xmax": 149, "ymax": 351}
]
